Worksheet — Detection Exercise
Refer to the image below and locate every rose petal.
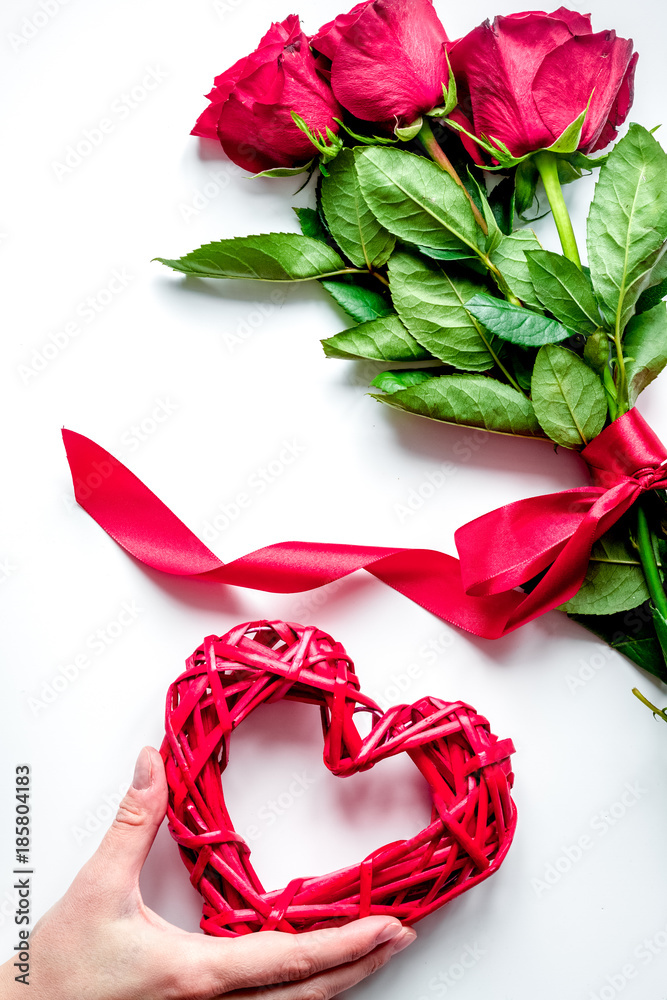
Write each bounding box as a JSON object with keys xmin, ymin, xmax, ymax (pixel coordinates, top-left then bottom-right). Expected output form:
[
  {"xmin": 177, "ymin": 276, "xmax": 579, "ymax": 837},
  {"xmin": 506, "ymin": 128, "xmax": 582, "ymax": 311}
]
[
  {"xmin": 217, "ymin": 93, "xmax": 321, "ymax": 173},
  {"xmin": 533, "ymin": 31, "xmax": 636, "ymax": 151},
  {"xmin": 331, "ymin": 0, "xmax": 449, "ymax": 125},
  {"xmin": 311, "ymin": 1, "xmax": 372, "ymax": 61},
  {"xmin": 191, "ymin": 101, "xmax": 224, "ymax": 139},
  {"xmin": 589, "ymin": 50, "xmax": 638, "ymax": 152}
]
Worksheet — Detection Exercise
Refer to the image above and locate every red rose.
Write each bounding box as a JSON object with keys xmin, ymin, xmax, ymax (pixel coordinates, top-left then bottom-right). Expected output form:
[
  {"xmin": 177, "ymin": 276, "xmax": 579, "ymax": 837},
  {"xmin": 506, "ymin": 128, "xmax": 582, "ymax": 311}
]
[
  {"xmin": 448, "ymin": 8, "xmax": 637, "ymax": 161},
  {"xmin": 312, "ymin": 0, "xmax": 450, "ymax": 129},
  {"xmin": 192, "ymin": 15, "xmax": 342, "ymax": 174},
  {"xmin": 311, "ymin": 1, "xmax": 372, "ymax": 62}
]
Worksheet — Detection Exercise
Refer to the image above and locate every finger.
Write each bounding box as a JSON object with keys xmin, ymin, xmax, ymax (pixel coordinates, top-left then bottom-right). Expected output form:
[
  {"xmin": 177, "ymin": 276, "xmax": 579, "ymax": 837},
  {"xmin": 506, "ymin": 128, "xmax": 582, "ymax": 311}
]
[
  {"xmin": 220, "ymin": 927, "xmax": 417, "ymax": 1000},
  {"xmin": 180, "ymin": 916, "xmax": 413, "ymax": 996},
  {"xmin": 86, "ymin": 746, "xmax": 168, "ymax": 897}
]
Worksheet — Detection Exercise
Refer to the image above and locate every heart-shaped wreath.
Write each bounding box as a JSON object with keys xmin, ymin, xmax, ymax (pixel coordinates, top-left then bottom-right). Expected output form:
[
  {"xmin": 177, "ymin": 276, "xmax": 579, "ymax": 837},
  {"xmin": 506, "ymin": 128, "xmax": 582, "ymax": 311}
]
[{"xmin": 161, "ymin": 620, "xmax": 517, "ymax": 936}]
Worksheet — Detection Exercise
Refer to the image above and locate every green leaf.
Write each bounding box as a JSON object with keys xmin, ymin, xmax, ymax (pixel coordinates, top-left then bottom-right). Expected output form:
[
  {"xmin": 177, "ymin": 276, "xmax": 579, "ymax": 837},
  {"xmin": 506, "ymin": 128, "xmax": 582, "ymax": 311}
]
[
  {"xmin": 568, "ymin": 604, "xmax": 667, "ymax": 681},
  {"xmin": 635, "ymin": 251, "xmax": 667, "ymax": 314},
  {"xmin": 465, "ymin": 171, "xmax": 502, "ymax": 252},
  {"xmin": 370, "ymin": 369, "xmax": 436, "ymax": 393},
  {"xmin": 371, "ymin": 374, "xmax": 544, "ymax": 438},
  {"xmin": 635, "ymin": 276, "xmax": 667, "ymax": 315},
  {"xmin": 355, "ymin": 146, "xmax": 484, "ymax": 256},
  {"xmin": 293, "ymin": 206, "xmax": 329, "ymax": 243},
  {"xmin": 252, "ymin": 159, "xmax": 315, "ymax": 178},
  {"xmin": 623, "ymin": 300, "xmax": 667, "ymax": 406},
  {"xmin": 321, "ymin": 314, "xmax": 433, "ymax": 362},
  {"xmin": 320, "ymin": 148, "xmax": 395, "ymax": 269},
  {"xmin": 515, "ymin": 160, "xmax": 540, "ymax": 216},
  {"xmin": 387, "ymin": 252, "xmax": 495, "ymax": 371},
  {"xmin": 531, "ymin": 344, "xmax": 608, "ymax": 447},
  {"xmin": 545, "ymin": 104, "xmax": 589, "ymax": 155},
  {"xmin": 488, "ymin": 176, "xmax": 515, "ymax": 236},
  {"xmin": 466, "ymin": 293, "xmax": 573, "ymax": 347},
  {"xmin": 587, "ymin": 124, "xmax": 667, "ymax": 332},
  {"xmin": 155, "ymin": 233, "xmax": 348, "ymax": 282},
  {"xmin": 490, "ymin": 230, "xmax": 544, "ymax": 310},
  {"xmin": 651, "ymin": 605, "xmax": 667, "ymax": 666},
  {"xmin": 412, "ymin": 245, "xmax": 477, "ymax": 262},
  {"xmin": 525, "ymin": 250, "xmax": 601, "ymax": 334},
  {"xmin": 560, "ymin": 528, "xmax": 649, "ymax": 614},
  {"xmin": 394, "ymin": 117, "xmax": 423, "ymax": 141},
  {"xmin": 319, "ymin": 279, "xmax": 393, "ymax": 323}
]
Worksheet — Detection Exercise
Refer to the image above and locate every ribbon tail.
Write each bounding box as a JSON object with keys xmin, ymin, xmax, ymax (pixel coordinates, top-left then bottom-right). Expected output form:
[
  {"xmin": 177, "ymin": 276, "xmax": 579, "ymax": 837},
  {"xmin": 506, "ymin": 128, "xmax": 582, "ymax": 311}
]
[
  {"xmin": 61, "ymin": 429, "xmax": 527, "ymax": 638},
  {"xmin": 61, "ymin": 428, "xmax": 645, "ymax": 641}
]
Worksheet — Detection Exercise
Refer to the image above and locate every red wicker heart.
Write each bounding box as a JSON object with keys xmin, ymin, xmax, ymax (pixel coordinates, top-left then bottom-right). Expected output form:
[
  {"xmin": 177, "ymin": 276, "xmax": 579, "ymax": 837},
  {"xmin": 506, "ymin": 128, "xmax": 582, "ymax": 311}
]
[{"xmin": 161, "ymin": 620, "xmax": 517, "ymax": 937}]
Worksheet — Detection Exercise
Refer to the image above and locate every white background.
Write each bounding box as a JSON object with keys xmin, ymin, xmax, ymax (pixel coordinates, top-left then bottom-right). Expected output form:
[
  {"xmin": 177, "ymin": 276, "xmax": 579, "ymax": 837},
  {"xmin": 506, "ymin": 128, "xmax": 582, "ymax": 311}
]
[{"xmin": 2, "ymin": 0, "xmax": 667, "ymax": 997}]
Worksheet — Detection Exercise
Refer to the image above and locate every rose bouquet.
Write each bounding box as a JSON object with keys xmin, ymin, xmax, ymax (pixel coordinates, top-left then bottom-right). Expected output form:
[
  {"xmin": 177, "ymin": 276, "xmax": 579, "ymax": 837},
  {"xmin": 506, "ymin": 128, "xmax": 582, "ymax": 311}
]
[{"xmin": 155, "ymin": 1, "xmax": 667, "ymax": 722}]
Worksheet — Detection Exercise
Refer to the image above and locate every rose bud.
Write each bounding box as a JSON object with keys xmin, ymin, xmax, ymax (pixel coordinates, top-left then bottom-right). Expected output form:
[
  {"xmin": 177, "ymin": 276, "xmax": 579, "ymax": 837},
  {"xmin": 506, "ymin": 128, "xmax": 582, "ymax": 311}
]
[
  {"xmin": 448, "ymin": 8, "xmax": 637, "ymax": 160},
  {"xmin": 312, "ymin": 0, "xmax": 450, "ymax": 131},
  {"xmin": 192, "ymin": 14, "xmax": 342, "ymax": 174}
]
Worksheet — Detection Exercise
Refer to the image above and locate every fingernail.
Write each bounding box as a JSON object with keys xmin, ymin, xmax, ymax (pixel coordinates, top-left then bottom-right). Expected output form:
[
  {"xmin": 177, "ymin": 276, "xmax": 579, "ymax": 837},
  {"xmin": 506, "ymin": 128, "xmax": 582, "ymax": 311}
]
[
  {"xmin": 391, "ymin": 928, "xmax": 417, "ymax": 954},
  {"xmin": 375, "ymin": 921, "xmax": 403, "ymax": 946},
  {"xmin": 132, "ymin": 747, "xmax": 153, "ymax": 790}
]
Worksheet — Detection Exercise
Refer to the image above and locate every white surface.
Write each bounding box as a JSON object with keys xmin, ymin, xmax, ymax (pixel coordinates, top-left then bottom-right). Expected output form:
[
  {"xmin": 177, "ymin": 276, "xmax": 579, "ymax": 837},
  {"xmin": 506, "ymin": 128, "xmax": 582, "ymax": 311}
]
[{"xmin": 2, "ymin": 0, "xmax": 667, "ymax": 997}]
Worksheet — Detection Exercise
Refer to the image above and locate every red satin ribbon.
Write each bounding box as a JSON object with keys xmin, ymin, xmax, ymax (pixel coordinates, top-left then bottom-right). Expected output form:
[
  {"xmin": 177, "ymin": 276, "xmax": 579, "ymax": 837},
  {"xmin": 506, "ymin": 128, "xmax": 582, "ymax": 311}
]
[{"xmin": 61, "ymin": 408, "xmax": 667, "ymax": 640}]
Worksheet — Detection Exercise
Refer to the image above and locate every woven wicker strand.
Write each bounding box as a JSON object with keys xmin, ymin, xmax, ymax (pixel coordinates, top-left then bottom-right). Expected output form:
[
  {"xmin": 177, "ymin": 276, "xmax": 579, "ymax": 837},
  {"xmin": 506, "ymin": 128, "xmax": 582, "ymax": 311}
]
[{"xmin": 161, "ymin": 620, "xmax": 517, "ymax": 936}]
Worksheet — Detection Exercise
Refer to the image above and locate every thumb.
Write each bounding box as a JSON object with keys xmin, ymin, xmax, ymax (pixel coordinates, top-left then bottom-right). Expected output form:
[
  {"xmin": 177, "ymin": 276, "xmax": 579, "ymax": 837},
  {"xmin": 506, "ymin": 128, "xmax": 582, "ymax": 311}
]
[{"xmin": 92, "ymin": 746, "xmax": 168, "ymax": 895}]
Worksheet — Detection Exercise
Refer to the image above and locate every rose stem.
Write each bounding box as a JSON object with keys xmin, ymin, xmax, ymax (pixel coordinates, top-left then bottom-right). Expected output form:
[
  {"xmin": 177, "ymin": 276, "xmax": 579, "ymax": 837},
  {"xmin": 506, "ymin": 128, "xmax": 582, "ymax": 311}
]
[
  {"xmin": 418, "ymin": 120, "xmax": 488, "ymax": 236},
  {"xmin": 533, "ymin": 150, "xmax": 582, "ymax": 269},
  {"xmin": 632, "ymin": 688, "xmax": 667, "ymax": 724}
]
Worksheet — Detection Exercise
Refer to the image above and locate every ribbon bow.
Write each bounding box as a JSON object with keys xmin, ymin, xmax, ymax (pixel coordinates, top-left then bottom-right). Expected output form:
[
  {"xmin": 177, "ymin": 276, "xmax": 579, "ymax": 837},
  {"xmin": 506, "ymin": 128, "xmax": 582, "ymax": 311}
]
[{"xmin": 62, "ymin": 408, "xmax": 667, "ymax": 640}]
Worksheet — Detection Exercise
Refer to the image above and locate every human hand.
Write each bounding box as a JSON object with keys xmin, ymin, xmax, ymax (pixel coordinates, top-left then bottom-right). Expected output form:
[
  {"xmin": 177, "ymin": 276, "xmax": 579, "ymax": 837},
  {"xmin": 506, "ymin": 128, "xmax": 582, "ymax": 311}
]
[{"xmin": 0, "ymin": 747, "xmax": 416, "ymax": 999}]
